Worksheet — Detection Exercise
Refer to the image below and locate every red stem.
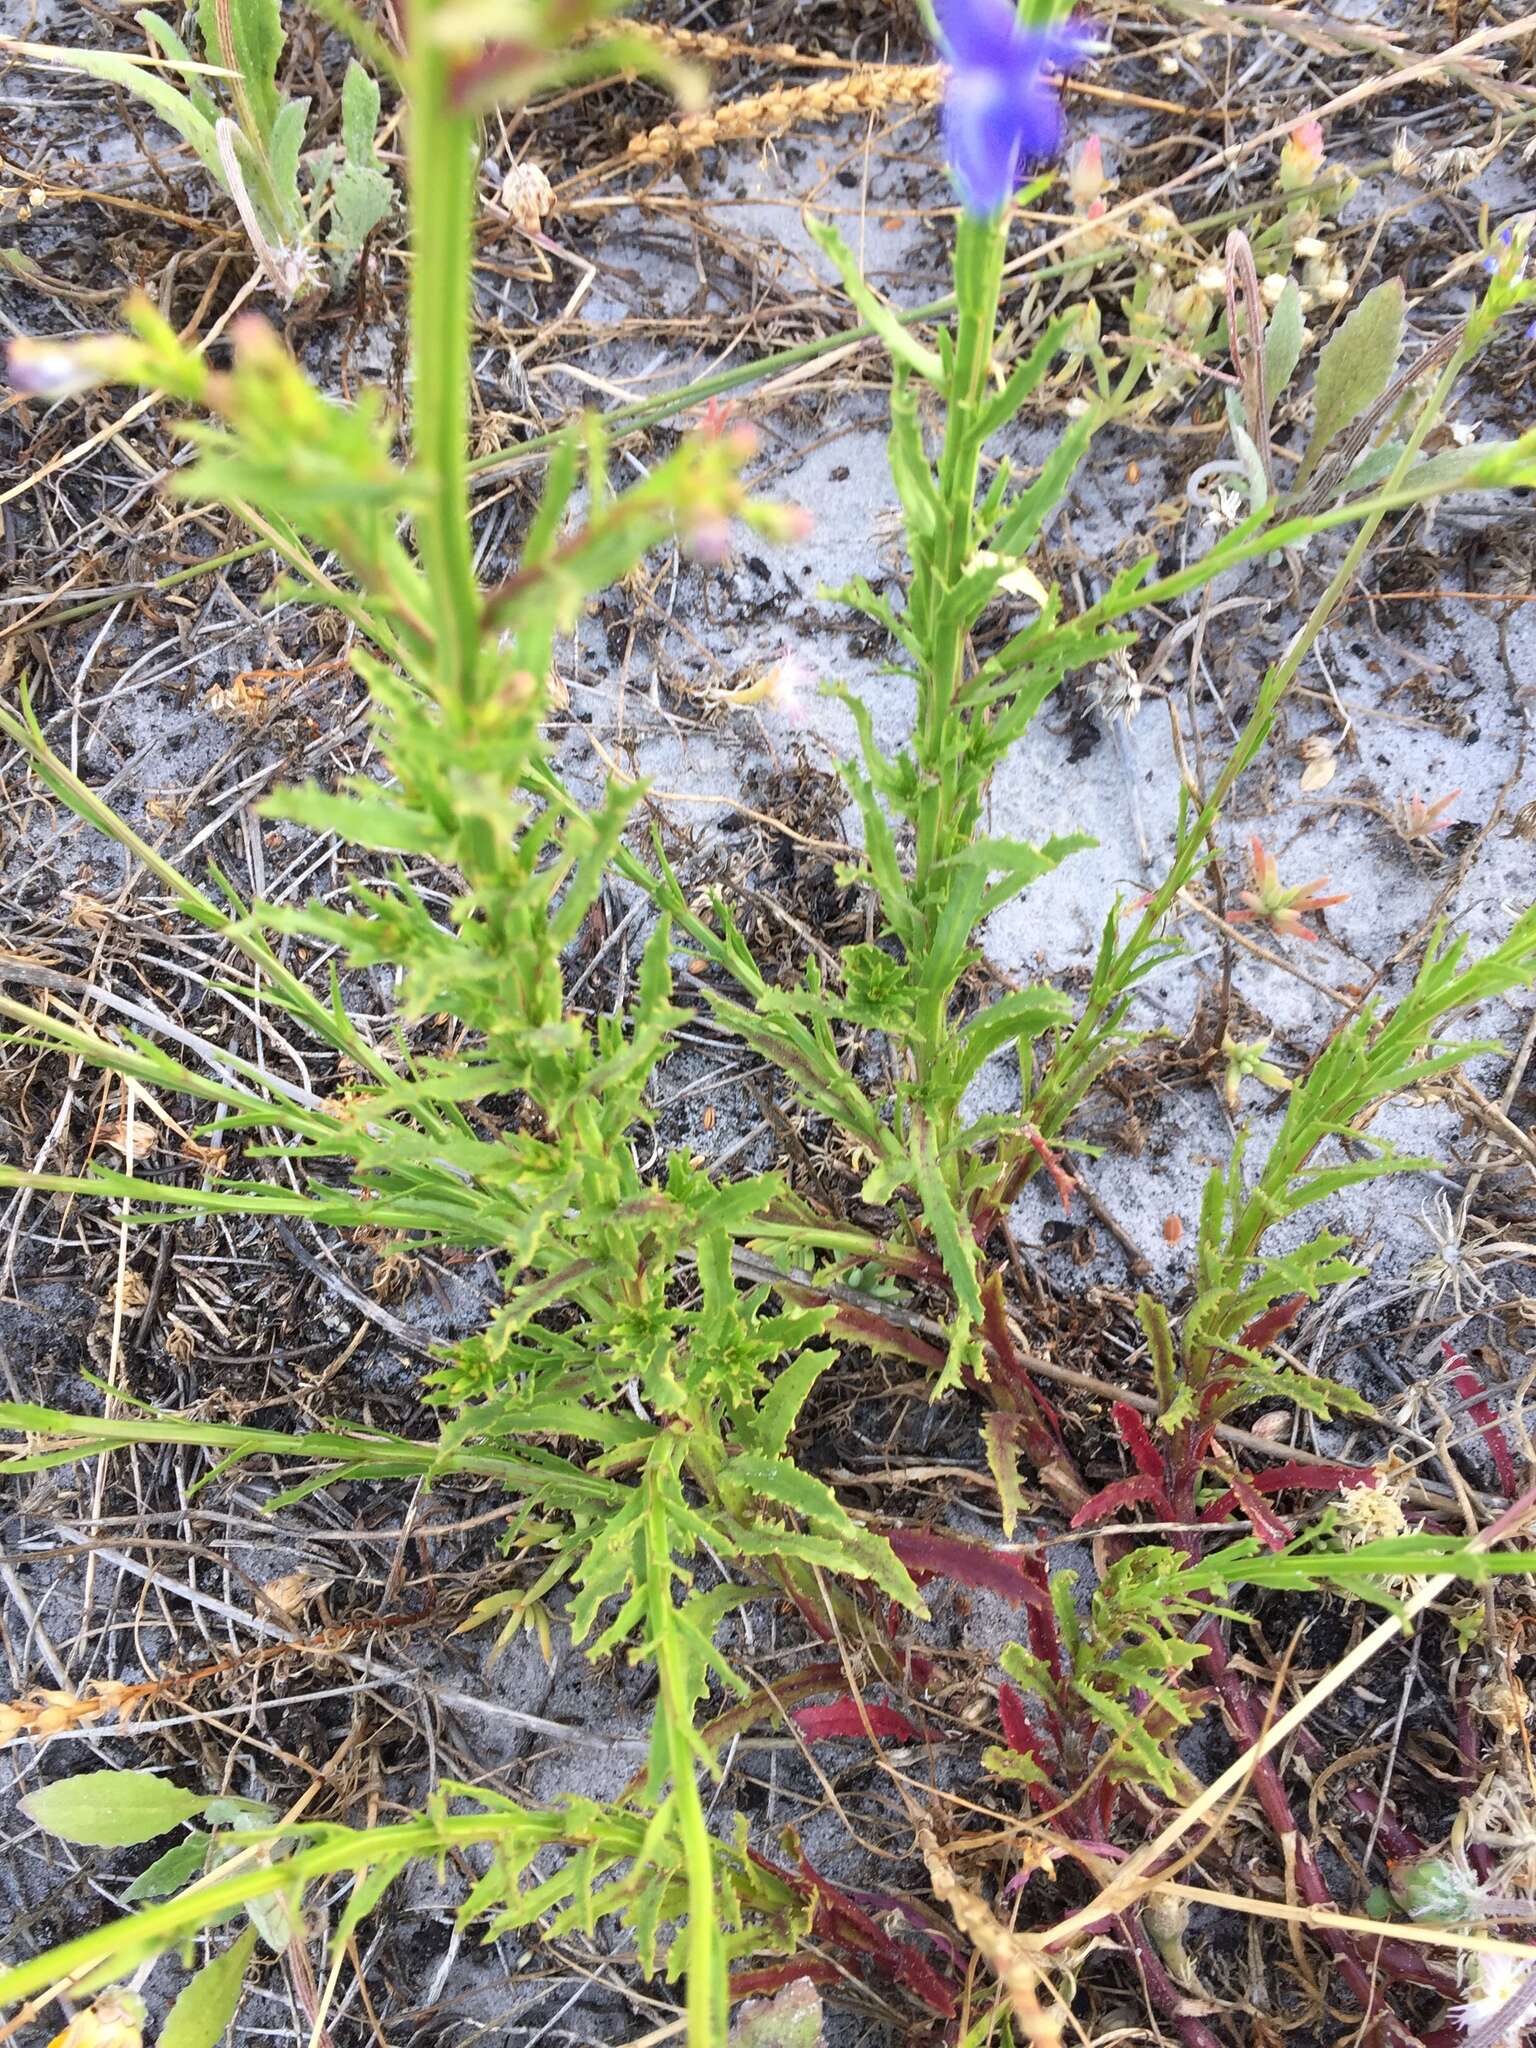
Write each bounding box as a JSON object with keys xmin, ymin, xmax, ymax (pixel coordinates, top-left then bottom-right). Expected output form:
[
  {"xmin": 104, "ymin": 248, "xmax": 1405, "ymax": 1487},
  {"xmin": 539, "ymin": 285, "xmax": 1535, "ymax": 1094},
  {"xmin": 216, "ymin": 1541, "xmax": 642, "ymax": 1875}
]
[{"xmin": 1200, "ymin": 1621, "xmax": 1456, "ymax": 2022}]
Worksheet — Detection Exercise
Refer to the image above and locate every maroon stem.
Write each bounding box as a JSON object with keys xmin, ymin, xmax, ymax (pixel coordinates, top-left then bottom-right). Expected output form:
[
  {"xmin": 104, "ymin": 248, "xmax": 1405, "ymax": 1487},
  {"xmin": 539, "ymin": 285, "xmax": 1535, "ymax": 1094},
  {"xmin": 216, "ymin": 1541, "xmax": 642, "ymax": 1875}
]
[
  {"xmin": 1290, "ymin": 1722, "xmax": 1427, "ymax": 1867},
  {"xmin": 1200, "ymin": 1621, "xmax": 1456, "ymax": 2024},
  {"xmin": 1455, "ymin": 1677, "xmax": 1496, "ymax": 1884},
  {"xmin": 1118, "ymin": 1909, "xmax": 1227, "ymax": 2048},
  {"xmin": 1338, "ymin": 1781, "xmax": 1426, "ymax": 1865}
]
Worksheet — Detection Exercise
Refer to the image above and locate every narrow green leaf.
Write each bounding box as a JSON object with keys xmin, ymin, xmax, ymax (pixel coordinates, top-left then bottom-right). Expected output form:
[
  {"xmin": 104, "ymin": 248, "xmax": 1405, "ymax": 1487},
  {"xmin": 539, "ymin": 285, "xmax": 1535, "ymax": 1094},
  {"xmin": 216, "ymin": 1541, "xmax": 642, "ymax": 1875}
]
[
  {"xmin": 804, "ymin": 215, "xmax": 944, "ymax": 385},
  {"xmin": 910, "ymin": 1112, "xmax": 983, "ymax": 1325},
  {"xmin": 161, "ymin": 1925, "xmax": 259, "ymax": 2048},
  {"xmin": 198, "ymin": 0, "xmax": 283, "ymax": 143},
  {"xmin": 124, "ymin": 1834, "xmax": 211, "ymax": 1901},
  {"xmin": 136, "ymin": 9, "xmax": 218, "ymax": 121},
  {"xmin": 16, "ymin": 41, "xmax": 224, "ymax": 186},
  {"xmin": 753, "ymin": 1346, "xmax": 837, "ymax": 1459}
]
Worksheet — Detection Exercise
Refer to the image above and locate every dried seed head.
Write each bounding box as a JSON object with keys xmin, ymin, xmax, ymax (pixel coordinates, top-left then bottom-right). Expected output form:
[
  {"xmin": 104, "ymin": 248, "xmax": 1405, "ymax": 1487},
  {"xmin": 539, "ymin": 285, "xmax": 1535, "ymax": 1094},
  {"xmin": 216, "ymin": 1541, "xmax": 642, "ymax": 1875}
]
[
  {"xmin": 1087, "ymin": 647, "xmax": 1141, "ymax": 724},
  {"xmin": 262, "ymin": 1568, "xmax": 334, "ymax": 1620},
  {"xmin": 1471, "ymin": 1669, "xmax": 1530, "ymax": 1739},
  {"xmin": 204, "ymin": 674, "xmax": 271, "ymax": 721},
  {"xmin": 100, "ymin": 1117, "xmax": 156, "ymax": 1161},
  {"xmin": 112, "ymin": 1269, "xmax": 151, "ymax": 1316},
  {"xmin": 66, "ymin": 892, "xmax": 114, "ymax": 933},
  {"xmin": 1390, "ymin": 130, "xmax": 1422, "ymax": 178},
  {"xmin": 626, "ymin": 65, "xmax": 942, "ymax": 163},
  {"xmin": 1335, "ymin": 1473, "xmax": 1409, "ymax": 1547},
  {"xmin": 498, "ymin": 161, "xmax": 555, "ymax": 236},
  {"xmin": 1298, "ymin": 734, "xmax": 1337, "ymax": 792},
  {"xmin": 0, "ymin": 1677, "xmax": 146, "ymax": 1746}
]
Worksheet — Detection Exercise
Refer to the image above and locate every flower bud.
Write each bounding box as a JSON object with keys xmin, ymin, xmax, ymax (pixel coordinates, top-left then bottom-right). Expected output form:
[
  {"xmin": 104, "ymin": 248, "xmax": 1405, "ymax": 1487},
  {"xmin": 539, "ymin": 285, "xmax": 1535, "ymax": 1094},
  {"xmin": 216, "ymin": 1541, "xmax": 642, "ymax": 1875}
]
[
  {"xmin": 1280, "ymin": 117, "xmax": 1325, "ymax": 192},
  {"xmin": 685, "ymin": 512, "xmax": 732, "ymax": 565},
  {"xmin": 1068, "ymin": 136, "xmax": 1111, "ymax": 211},
  {"xmin": 1062, "ymin": 298, "xmax": 1100, "ymax": 354},
  {"xmin": 751, "ymin": 500, "xmax": 813, "ymax": 545},
  {"xmin": 1388, "ymin": 1852, "xmax": 1482, "ymax": 1923},
  {"xmin": 1172, "ymin": 285, "xmax": 1215, "ymax": 341}
]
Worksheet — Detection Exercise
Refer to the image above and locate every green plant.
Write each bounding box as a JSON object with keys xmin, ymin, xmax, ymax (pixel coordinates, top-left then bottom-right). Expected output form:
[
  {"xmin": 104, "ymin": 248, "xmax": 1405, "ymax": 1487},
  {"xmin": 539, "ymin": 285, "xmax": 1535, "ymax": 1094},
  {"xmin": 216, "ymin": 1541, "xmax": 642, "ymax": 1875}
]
[
  {"xmin": 11, "ymin": 0, "xmax": 393, "ymax": 299},
  {"xmin": 631, "ymin": 180, "xmax": 1536, "ymax": 1473},
  {"xmin": 3, "ymin": 0, "xmax": 1536, "ymax": 2039}
]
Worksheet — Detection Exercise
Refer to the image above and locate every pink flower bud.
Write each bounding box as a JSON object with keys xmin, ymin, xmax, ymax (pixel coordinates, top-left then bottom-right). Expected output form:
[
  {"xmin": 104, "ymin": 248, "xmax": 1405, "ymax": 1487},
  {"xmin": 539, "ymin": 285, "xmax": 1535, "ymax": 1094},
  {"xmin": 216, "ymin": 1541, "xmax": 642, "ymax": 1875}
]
[
  {"xmin": 687, "ymin": 512, "xmax": 733, "ymax": 565},
  {"xmin": 754, "ymin": 501, "xmax": 813, "ymax": 545},
  {"xmin": 1068, "ymin": 135, "xmax": 1108, "ymax": 211},
  {"xmin": 1279, "ymin": 117, "xmax": 1325, "ymax": 191}
]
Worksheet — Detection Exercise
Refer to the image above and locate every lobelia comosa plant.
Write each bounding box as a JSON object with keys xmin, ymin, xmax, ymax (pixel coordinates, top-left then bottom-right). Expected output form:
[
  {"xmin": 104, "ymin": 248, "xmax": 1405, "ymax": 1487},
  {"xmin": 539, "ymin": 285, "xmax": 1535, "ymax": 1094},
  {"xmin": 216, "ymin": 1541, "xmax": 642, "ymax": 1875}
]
[
  {"xmin": 0, "ymin": 2, "xmax": 924, "ymax": 2040},
  {"xmin": 630, "ymin": 0, "xmax": 1536, "ymax": 1517},
  {"xmin": 3, "ymin": 0, "xmax": 1536, "ymax": 2042}
]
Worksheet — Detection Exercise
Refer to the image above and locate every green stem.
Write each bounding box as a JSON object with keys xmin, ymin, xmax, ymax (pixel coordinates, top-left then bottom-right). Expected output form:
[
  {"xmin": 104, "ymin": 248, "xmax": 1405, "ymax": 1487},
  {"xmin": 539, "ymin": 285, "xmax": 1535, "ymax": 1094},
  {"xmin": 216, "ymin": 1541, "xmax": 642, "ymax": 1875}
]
[
  {"xmin": 644, "ymin": 1468, "xmax": 725, "ymax": 2048},
  {"xmin": 407, "ymin": 16, "xmax": 482, "ymax": 706}
]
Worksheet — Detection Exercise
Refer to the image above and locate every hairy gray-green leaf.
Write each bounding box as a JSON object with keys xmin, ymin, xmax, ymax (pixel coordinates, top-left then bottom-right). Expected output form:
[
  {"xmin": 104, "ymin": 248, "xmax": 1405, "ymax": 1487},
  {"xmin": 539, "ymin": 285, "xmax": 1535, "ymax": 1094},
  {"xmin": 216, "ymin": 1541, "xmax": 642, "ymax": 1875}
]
[
  {"xmin": 267, "ymin": 95, "xmax": 310, "ymax": 238},
  {"xmin": 22, "ymin": 1769, "xmax": 208, "ymax": 1847},
  {"xmin": 1262, "ymin": 277, "xmax": 1304, "ymax": 415},
  {"xmin": 331, "ymin": 160, "xmax": 394, "ymax": 280},
  {"xmin": 341, "ymin": 58, "xmax": 381, "ymax": 164},
  {"xmin": 729, "ymin": 1977, "xmax": 825, "ymax": 2048},
  {"xmin": 1295, "ymin": 280, "xmax": 1404, "ymax": 488}
]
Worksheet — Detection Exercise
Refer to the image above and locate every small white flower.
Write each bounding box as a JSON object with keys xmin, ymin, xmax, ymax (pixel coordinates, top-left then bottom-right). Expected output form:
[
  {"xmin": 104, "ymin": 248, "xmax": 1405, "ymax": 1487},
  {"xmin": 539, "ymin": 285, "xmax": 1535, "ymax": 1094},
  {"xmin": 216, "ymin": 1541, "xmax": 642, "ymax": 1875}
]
[
  {"xmin": 1454, "ymin": 1948, "xmax": 1536, "ymax": 2048},
  {"xmin": 1200, "ymin": 481, "xmax": 1245, "ymax": 533}
]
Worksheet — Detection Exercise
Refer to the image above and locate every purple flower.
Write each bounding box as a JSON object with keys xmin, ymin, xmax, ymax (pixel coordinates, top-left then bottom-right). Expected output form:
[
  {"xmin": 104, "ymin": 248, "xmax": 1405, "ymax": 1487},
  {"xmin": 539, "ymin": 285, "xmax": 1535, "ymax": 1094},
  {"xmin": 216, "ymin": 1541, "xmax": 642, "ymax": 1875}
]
[{"xmin": 935, "ymin": 0, "xmax": 1097, "ymax": 217}]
